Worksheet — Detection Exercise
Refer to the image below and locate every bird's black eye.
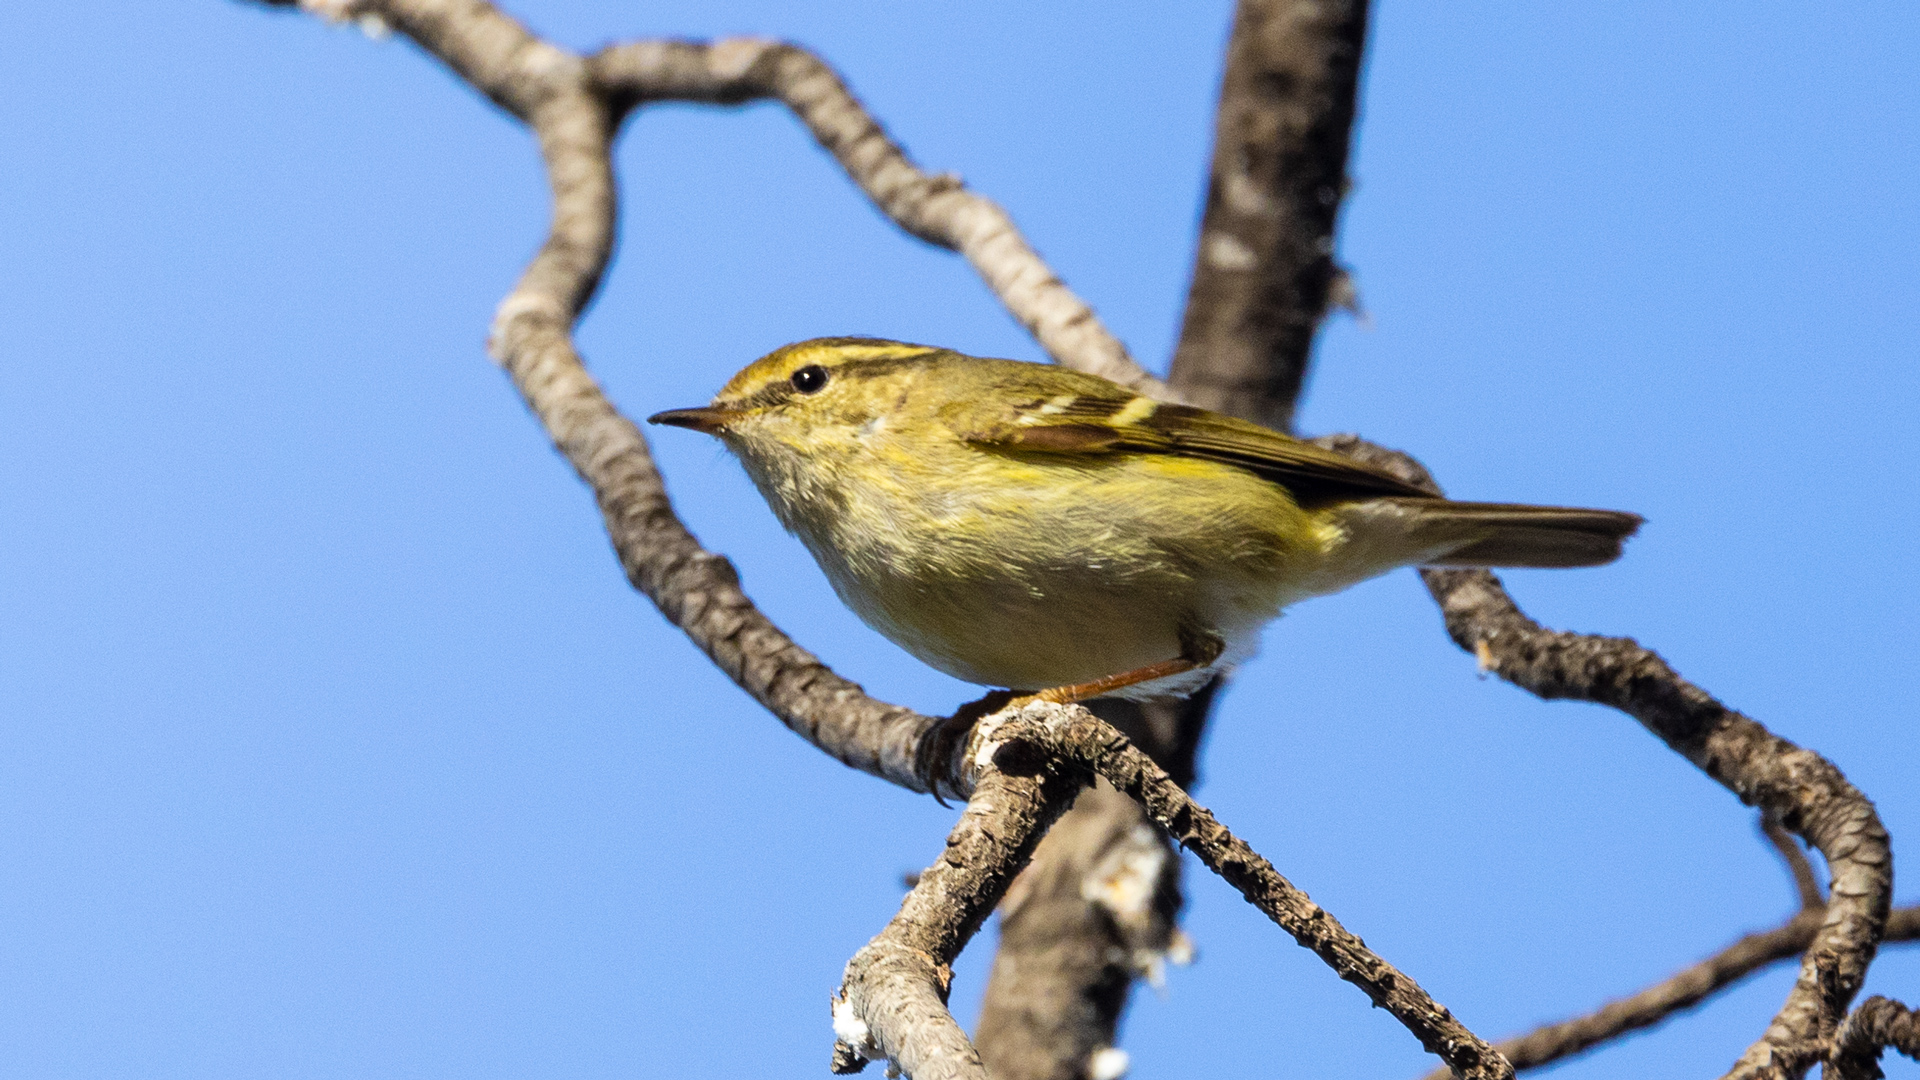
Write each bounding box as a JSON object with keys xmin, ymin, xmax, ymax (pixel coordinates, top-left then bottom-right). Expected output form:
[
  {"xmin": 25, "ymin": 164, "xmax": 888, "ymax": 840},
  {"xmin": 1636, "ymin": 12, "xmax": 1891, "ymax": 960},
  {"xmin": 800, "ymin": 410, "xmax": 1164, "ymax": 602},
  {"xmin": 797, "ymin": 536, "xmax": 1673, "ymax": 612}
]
[{"xmin": 790, "ymin": 365, "xmax": 830, "ymax": 394}]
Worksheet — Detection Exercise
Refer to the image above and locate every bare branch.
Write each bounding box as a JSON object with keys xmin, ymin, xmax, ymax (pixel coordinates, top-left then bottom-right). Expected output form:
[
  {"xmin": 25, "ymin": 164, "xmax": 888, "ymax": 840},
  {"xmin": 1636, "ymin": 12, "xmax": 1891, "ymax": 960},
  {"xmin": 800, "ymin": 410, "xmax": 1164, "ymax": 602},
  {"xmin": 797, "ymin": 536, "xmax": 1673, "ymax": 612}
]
[
  {"xmin": 585, "ymin": 39, "xmax": 1166, "ymax": 396},
  {"xmin": 1318, "ymin": 435, "xmax": 1894, "ymax": 1080},
  {"xmin": 841, "ymin": 700, "xmax": 1513, "ymax": 1079},
  {"xmin": 972, "ymin": 782, "xmax": 1181, "ymax": 1080},
  {"xmin": 1170, "ymin": 0, "xmax": 1370, "ymax": 432},
  {"xmin": 970, "ymin": 685, "xmax": 1219, "ymax": 1080},
  {"xmin": 835, "ymin": 739, "xmax": 1088, "ymax": 1078},
  {"xmin": 1763, "ymin": 813, "xmax": 1826, "ymax": 912},
  {"xmin": 1420, "ymin": 907, "xmax": 1920, "ymax": 1080},
  {"xmin": 1832, "ymin": 996, "xmax": 1920, "ymax": 1080}
]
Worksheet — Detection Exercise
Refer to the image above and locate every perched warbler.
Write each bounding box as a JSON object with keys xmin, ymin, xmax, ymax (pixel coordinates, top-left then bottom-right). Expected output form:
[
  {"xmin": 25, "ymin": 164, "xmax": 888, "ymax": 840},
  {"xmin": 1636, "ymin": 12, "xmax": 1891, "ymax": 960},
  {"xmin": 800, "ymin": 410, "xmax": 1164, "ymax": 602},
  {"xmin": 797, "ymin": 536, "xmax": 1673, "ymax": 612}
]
[{"xmin": 650, "ymin": 338, "xmax": 1640, "ymax": 704}]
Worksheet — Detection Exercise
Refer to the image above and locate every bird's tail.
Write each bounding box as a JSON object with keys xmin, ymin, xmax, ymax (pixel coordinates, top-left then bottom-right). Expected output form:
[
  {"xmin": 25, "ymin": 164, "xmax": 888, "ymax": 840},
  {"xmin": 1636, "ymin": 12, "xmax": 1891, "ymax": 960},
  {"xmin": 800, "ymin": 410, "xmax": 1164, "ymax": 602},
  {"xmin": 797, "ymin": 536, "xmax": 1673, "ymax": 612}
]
[{"xmin": 1346, "ymin": 498, "xmax": 1644, "ymax": 569}]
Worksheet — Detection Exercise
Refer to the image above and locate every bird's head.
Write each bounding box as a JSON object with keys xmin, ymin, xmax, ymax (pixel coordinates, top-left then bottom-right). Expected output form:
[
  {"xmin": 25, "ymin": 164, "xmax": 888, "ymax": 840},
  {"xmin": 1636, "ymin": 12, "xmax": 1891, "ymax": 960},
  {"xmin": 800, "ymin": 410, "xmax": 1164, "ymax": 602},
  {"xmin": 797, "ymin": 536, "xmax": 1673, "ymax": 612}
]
[{"xmin": 648, "ymin": 337, "xmax": 946, "ymax": 454}]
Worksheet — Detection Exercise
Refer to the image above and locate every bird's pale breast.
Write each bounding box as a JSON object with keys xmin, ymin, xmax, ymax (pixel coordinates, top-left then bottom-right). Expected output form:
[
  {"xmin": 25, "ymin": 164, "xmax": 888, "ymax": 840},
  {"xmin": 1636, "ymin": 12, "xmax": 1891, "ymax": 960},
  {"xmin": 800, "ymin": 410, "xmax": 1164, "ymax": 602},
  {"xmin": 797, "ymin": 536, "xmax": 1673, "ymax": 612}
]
[{"xmin": 750, "ymin": 426, "xmax": 1339, "ymax": 698}]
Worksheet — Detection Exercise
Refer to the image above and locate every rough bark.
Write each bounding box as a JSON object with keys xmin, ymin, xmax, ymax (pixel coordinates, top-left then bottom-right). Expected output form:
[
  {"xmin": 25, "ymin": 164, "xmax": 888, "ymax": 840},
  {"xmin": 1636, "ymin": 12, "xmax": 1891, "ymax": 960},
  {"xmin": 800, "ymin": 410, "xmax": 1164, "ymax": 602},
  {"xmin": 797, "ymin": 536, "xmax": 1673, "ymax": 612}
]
[
  {"xmin": 1832, "ymin": 996, "xmax": 1920, "ymax": 1080},
  {"xmin": 972, "ymin": 779, "xmax": 1182, "ymax": 1080},
  {"xmin": 835, "ymin": 739, "xmax": 1088, "ymax": 1079},
  {"xmin": 971, "ymin": 688, "xmax": 1217, "ymax": 1080},
  {"xmin": 1170, "ymin": 0, "xmax": 1370, "ymax": 433},
  {"xmin": 1013, "ymin": 704, "xmax": 1514, "ymax": 1080}
]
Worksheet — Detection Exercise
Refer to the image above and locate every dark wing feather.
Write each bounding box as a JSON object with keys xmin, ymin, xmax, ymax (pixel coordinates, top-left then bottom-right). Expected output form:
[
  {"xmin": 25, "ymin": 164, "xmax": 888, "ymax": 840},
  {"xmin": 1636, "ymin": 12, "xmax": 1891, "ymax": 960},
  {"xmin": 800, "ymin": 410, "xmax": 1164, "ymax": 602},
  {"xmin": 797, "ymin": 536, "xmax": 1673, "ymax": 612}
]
[
  {"xmin": 1129, "ymin": 404, "xmax": 1433, "ymax": 501},
  {"xmin": 955, "ymin": 374, "xmax": 1432, "ymax": 503}
]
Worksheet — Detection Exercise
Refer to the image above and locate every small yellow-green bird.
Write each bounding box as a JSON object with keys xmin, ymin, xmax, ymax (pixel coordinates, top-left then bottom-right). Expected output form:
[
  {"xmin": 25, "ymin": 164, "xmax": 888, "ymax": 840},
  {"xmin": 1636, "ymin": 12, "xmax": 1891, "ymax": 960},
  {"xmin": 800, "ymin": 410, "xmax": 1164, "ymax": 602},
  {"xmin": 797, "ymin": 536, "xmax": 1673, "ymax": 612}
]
[{"xmin": 650, "ymin": 338, "xmax": 1640, "ymax": 704}]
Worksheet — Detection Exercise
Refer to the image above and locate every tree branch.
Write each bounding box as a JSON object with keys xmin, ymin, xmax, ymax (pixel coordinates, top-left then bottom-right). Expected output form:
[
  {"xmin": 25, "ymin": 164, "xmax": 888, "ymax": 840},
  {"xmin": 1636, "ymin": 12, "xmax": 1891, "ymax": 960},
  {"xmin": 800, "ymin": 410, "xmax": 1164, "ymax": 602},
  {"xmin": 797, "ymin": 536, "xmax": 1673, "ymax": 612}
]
[
  {"xmin": 836, "ymin": 701, "xmax": 1513, "ymax": 1079},
  {"xmin": 972, "ymin": 779, "xmax": 1185, "ymax": 1080},
  {"xmin": 1318, "ymin": 435, "xmax": 1894, "ymax": 1080},
  {"xmin": 1169, "ymin": 0, "xmax": 1370, "ymax": 433},
  {"xmin": 242, "ymin": 7, "xmax": 1898, "ymax": 1079},
  {"xmin": 1832, "ymin": 996, "xmax": 1920, "ymax": 1080},
  {"xmin": 1418, "ymin": 906, "xmax": 1920, "ymax": 1080},
  {"xmin": 834, "ymin": 733, "xmax": 1088, "ymax": 1078},
  {"xmin": 970, "ymin": 685, "xmax": 1218, "ymax": 1080},
  {"xmin": 1763, "ymin": 813, "xmax": 1826, "ymax": 913}
]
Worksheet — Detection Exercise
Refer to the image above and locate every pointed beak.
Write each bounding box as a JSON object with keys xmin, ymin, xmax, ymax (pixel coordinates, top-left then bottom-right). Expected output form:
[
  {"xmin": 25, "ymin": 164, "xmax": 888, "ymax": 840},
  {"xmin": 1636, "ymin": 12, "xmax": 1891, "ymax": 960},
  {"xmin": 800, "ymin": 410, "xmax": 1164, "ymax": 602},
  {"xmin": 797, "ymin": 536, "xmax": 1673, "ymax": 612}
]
[{"xmin": 646, "ymin": 406, "xmax": 737, "ymax": 435}]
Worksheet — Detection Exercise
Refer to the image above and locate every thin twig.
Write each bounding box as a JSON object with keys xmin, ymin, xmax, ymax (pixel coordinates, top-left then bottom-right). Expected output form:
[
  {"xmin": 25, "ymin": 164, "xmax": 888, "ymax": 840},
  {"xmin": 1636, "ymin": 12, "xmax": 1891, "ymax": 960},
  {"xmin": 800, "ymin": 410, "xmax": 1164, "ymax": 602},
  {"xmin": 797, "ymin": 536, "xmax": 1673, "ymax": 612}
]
[
  {"xmin": 841, "ymin": 700, "xmax": 1516, "ymax": 1079},
  {"xmin": 1418, "ymin": 907, "xmax": 1920, "ymax": 1080}
]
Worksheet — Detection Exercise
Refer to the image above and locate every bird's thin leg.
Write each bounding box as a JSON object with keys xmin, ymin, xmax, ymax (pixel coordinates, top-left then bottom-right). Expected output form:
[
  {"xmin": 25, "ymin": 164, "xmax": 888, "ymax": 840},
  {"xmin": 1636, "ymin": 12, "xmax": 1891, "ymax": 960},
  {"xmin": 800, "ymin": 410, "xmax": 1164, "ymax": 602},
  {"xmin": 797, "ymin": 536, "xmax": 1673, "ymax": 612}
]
[{"xmin": 1013, "ymin": 630, "xmax": 1226, "ymax": 707}]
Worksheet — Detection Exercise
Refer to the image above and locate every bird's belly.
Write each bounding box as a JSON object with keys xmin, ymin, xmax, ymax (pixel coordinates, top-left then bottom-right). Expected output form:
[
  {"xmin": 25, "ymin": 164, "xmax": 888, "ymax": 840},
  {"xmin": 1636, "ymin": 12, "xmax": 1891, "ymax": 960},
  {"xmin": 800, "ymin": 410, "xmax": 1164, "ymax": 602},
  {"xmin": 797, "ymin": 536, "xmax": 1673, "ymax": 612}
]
[
  {"xmin": 821, "ymin": 559, "xmax": 1285, "ymax": 699},
  {"xmin": 781, "ymin": 447, "xmax": 1324, "ymax": 700}
]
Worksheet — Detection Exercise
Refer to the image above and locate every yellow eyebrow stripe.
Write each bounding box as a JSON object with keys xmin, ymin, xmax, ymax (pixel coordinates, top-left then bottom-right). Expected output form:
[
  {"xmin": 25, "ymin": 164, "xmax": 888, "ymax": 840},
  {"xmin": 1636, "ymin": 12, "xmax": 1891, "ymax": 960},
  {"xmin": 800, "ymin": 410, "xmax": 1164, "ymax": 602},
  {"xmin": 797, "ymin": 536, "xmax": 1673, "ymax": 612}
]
[{"xmin": 789, "ymin": 341, "xmax": 939, "ymax": 365}]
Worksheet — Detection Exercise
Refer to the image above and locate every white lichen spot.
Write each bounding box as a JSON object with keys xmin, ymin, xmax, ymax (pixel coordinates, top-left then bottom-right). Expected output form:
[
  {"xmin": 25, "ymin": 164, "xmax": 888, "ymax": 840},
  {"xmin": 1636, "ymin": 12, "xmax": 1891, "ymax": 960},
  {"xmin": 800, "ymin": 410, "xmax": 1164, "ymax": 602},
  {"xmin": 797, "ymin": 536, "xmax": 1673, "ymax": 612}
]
[
  {"xmin": 1204, "ymin": 231, "xmax": 1258, "ymax": 272},
  {"xmin": 1134, "ymin": 948, "xmax": 1168, "ymax": 991},
  {"xmin": 971, "ymin": 738, "xmax": 1002, "ymax": 773},
  {"xmin": 829, "ymin": 996, "xmax": 870, "ymax": 1048},
  {"xmin": 1087, "ymin": 1046, "xmax": 1131, "ymax": 1080},
  {"xmin": 1222, "ymin": 168, "xmax": 1275, "ymax": 216},
  {"xmin": 830, "ymin": 993, "xmax": 884, "ymax": 1062},
  {"xmin": 1082, "ymin": 825, "xmax": 1166, "ymax": 919}
]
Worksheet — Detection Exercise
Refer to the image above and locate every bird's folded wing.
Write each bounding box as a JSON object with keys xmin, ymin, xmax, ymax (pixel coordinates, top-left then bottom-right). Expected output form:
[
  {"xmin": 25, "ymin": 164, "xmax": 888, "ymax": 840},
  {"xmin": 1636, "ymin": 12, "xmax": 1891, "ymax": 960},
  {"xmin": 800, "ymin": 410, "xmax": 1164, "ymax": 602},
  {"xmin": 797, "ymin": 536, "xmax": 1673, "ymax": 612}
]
[{"xmin": 957, "ymin": 388, "xmax": 1434, "ymax": 503}]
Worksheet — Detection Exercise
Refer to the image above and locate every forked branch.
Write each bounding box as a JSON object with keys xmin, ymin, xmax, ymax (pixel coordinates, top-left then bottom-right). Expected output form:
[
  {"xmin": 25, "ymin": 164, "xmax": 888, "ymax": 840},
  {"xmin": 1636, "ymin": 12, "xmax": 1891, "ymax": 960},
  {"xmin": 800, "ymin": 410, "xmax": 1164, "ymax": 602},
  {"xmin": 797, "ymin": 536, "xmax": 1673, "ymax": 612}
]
[
  {"xmin": 841, "ymin": 702, "xmax": 1514, "ymax": 1080},
  {"xmin": 247, "ymin": 4, "xmax": 1513, "ymax": 1077}
]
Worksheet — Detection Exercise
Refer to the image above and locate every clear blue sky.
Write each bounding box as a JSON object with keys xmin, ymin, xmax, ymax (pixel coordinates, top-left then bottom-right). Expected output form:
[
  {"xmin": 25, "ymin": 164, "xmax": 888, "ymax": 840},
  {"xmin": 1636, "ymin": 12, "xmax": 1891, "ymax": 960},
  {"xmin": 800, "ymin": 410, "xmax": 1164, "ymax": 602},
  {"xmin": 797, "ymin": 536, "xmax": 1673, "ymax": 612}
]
[{"xmin": 2, "ymin": 2, "xmax": 1915, "ymax": 1078}]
